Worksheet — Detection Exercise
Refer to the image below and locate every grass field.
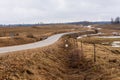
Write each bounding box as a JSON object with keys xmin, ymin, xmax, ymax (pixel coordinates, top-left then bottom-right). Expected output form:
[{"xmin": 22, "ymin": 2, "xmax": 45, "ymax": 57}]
[
  {"xmin": 0, "ymin": 36, "xmax": 85, "ymax": 80},
  {"xmin": 78, "ymin": 37, "xmax": 120, "ymax": 45},
  {"xmin": 0, "ymin": 35, "xmax": 104, "ymax": 80},
  {"xmin": 77, "ymin": 42, "xmax": 120, "ymax": 80},
  {"xmin": 0, "ymin": 24, "xmax": 120, "ymax": 80},
  {"xmin": 0, "ymin": 31, "xmax": 120, "ymax": 80},
  {"xmin": 0, "ymin": 24, "xmax": 86, "ymax": 47},
  {"xmin": 94, "ymin": 24, "xmax": 120, "ymax": 34}
]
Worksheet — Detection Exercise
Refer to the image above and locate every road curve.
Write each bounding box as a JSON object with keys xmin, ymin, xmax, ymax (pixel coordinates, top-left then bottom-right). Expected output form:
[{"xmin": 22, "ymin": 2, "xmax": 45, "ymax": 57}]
[{"xmin": 0, "ymin": 32, "xmax": 73, "ymax": 54}]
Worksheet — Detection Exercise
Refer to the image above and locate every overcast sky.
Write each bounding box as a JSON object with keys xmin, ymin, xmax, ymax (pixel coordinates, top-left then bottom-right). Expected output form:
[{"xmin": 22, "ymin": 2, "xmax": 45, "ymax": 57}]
[{"xmin": 0, "ymin": 0, "xmax": 119, "ymax": 24}]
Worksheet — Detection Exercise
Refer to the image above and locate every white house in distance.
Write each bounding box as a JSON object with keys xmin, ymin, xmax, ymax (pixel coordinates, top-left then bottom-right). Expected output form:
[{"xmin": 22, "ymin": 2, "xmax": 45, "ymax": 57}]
[
  {"xmin": 85, "ymin": 25, "xmax": 95, "ymax": 31},
  {"xmin": 86, "ymin": 25, "xmax": 92, "ymax": 30}
]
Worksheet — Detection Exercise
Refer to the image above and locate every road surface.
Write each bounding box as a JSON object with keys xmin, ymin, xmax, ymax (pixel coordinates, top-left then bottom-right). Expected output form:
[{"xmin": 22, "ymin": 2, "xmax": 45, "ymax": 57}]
[{"xmin": 0, "ymin": 32, "xmax": 73, "ymax": 54}]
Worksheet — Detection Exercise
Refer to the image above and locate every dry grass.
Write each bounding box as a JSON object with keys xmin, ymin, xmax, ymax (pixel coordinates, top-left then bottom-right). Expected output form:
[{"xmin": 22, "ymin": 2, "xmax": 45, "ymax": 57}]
[
  {"xmin": 96, "ymin": 24, "xmax": 120, "ymax": 30},
  {"xmin": 94, "ymin": 24, "xmax": 120, "ymax": 34},
  {"xmin": 0, "ymin": 35, "xmax": 105, "ymax": 80},
  {"xmin": 0, "ymin": 38, "xmax": 69, "ymax": 80},
  {"xmin": 0, "ymin": 24, "xmax": 85, "ymax": 47},
  {"xmin": 77, "ymin": 39, "xmax": 120, "ymax": 80},
  {"xmin": 1, "ymin": 31, "xmax": 120, "ymax": 80},
  {"xmin": 79, "ymin": 37, "xmax": 120, "ymax": 45}
]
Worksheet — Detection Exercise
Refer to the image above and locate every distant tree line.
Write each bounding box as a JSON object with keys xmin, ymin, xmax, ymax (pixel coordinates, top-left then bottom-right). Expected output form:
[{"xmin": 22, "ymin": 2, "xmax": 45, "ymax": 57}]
[{"xmin": 111, "ymin": 17, "xmax": 120, "ymax": 24}]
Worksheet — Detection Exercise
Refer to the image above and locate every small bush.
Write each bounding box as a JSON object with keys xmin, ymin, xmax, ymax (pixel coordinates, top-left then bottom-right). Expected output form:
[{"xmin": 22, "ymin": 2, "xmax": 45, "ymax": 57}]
[
  {"xmin": 26, "ymin": 34, "xmax": 35, "ymax": 38},
  {"xmin": 15, "ymin": 33, "xmax": 19, "ymax": 36},
  {"xmin": 69, "ymin": 48, "xmax": 84, "ymax": 68}
]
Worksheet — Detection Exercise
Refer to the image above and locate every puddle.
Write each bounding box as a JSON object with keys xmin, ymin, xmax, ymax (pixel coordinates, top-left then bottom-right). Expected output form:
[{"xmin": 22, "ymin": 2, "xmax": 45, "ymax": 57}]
[
  {"xmin": 112, "ymin": 41, "xmax": 120, "ymax": 47},
  {"xmin": 99, "ymin": 36, "xmax": 120, "ymax": 47},
  {"xmin": 98, "ymin": 36, "xmax": 120, "ymax": 38}
]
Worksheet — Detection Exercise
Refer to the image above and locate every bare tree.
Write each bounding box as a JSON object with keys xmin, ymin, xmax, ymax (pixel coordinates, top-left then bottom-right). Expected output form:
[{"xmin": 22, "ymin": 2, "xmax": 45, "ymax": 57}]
[
  {"xmin": 111, "ymin": 17, "xmax": 120, "ymax": 24},
  {"xmin": 115, "ymin": 17, "xmax": 120, "ymax": 24}
]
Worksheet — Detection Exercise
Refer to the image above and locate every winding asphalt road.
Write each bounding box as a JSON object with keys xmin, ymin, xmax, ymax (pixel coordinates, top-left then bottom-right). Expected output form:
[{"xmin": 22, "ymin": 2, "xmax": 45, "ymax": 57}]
[{"xmin": 0, "ymin": 32, "xmax": 73, "ymax": 54}]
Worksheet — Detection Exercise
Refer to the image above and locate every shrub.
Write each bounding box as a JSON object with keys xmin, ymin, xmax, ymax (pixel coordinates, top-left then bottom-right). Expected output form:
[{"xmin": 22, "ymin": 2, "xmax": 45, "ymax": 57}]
[
  {"xmin": 69, "ymin": 48, "xmax": 84, "ymax": 68},
  {"xmin": 26, "ymin": 34, "xmax": 35, "ymax": 38}
]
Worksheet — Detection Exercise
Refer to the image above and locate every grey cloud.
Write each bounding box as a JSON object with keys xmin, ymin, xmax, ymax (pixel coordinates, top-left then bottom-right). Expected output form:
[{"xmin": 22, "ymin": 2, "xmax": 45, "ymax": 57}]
[{"xmin": 0, "ymin": 0, "xmax": 120, "ymax": 24}]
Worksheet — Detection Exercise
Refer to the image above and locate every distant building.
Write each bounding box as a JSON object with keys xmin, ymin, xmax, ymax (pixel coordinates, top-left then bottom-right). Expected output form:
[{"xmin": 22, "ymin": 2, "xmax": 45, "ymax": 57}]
[{"xmin": 86, "ymin": 25, "xmax": 94, "ymax": 30}]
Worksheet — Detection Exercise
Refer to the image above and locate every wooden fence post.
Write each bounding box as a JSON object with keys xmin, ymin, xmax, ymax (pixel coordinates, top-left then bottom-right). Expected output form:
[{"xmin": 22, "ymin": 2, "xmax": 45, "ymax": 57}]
[
  {"xmin": 93, "ymin": 43, "xmax": 96, "ymax": 62},
  {"xmin": 81, "ymin": 41, "xmax": 83, "ymax": 52},
  {"xmin": 76, "ymin": 39, "xmax": 78, "ymax": 48}
]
